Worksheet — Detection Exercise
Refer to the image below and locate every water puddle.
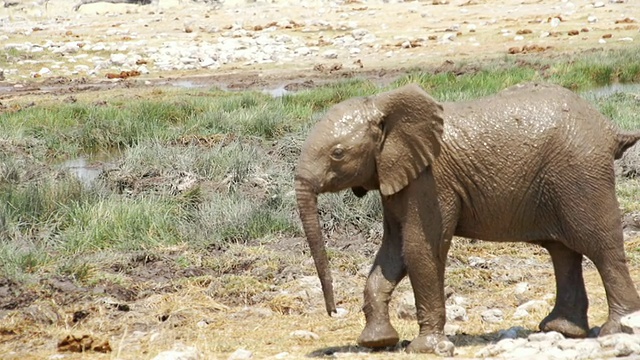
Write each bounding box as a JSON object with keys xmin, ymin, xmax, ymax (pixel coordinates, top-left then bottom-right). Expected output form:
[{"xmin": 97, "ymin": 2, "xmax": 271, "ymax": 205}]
[
  {"xmin": 582, "ymin": 83, "xmax": 640, "ymax": 98},
  {"xmin": 60, "ymin": 157, "xmax": 103, "ymax": 187},
  {"xmin": 263, "ymin": 85, "xmax": 289, "ymax": 98},
  {"xmin": 170, "ymin": 80, "xmax": 210, "ymax": 89}
]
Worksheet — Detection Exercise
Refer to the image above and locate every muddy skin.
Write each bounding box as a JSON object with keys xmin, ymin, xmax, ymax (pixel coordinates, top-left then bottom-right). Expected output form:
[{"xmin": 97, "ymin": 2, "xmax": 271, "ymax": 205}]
[{"xmin": 295, "ymin": 82, "xmax": 640, "ymax": 354}]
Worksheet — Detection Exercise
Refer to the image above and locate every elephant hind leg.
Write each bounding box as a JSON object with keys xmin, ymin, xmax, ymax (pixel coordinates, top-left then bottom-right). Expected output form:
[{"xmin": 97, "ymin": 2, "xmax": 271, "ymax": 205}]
[
  {"xmin": 555, "ymin": 186, "xmax": 640, "ymax": 336},
  {"xmin": 537, "ymin": 241, "xmax": 589, "ymax": 338}
]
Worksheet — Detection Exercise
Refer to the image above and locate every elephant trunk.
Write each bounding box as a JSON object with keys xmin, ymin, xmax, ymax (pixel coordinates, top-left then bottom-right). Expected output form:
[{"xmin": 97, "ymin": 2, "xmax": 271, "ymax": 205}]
[{"xmin": 295, "ymin": 177, "xmax": 337, "ymax": 316}]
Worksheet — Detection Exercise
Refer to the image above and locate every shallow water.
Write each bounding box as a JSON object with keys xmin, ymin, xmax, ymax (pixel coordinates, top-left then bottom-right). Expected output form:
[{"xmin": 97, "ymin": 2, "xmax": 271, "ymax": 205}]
[
  {"xmin": 60, "ymin": 157, "xmax": 102, "ymax": 186},
  {"xmin": 582, "ymin": 83, "xmax": 640, "ymax": 98}
]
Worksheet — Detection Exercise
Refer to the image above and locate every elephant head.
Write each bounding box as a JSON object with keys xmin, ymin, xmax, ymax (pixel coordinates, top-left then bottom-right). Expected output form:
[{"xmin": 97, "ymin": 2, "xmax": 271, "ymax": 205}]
[{"xmin": 294, "ymin": 84, "xmax": 445, "ymax": 315}]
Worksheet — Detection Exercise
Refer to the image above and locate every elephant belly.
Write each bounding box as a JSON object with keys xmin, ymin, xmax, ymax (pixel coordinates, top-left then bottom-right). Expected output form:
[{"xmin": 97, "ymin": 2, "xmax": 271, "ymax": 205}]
[{"xmin": 449, "ymin": 185, "xmax": 559, "ymax": 243}]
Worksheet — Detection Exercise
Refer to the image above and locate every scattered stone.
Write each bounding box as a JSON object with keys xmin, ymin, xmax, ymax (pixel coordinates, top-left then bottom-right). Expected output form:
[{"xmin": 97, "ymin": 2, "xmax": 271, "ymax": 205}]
[
  {"xmin": 290, "ymin": 330, "xmax": 319, "ymax": 341},
  {"xmin": 588, "ymin": 15, "xmax": 598, "ymax": 23},
  {"xmin": 602, "ymin": 33, "xmax": 613, "ymax": 38},
  {"xmin": 513, "ymin": 308, "xmax": 529, "ymax": 320},
  {"xmin": 468, "ymin": 256, "xmax": 487, "ymax": 268},
  {"xmin": 152, "ymin": 344, "xmax": 201, "ymax": 360},
  {"xmin": 444, "ymin": 323, "xmax": 460, "ymax": 336},
  {"xmin": 593, "ymin": 1, "xmax": 605, "ymax": 7},
  {"xmin": 516, "ymin": 29, "xmax": 533, "ymax": 35},
  {"xmin": 322, "ymin": 50, "xmax": 338, "ymax": 59},
  {"xmin": 619, "ymin": 37, "xmax": 634, "ymax": 42},
  {"xmin": 227, "ymin": 348, "xmax": 252, "ymax": 360},
  {"xmin": 514, "ymin": 282, "xmax": 529, "ymax": 294},
  {"xmin": 517, "ymin": 300, "xmax": 548, "ymax": 312},
  {"xmin": 435, "ymin": 340, "xmax": 455, "ymax": 357},
  {"xmin": 446, "ymin": 305, "xmax": 468, "ymax": 322},
  {"xmin": 568, "ymin": 29, "xmax": 580, "ymax": 35},
  {"xmin": 109, "ymin": 53, "xmax": 128, "ymax": 66},
  {"xmin": 481, "ymin": 308, "xmax": 504, "ymax": 323},
  {"xmin": 621, "ymin": 310, "xmax": 640, "ymax": 334},
  {"xmin": 528, "ymin": 331, "xmax": 564, "ymax": 343}
]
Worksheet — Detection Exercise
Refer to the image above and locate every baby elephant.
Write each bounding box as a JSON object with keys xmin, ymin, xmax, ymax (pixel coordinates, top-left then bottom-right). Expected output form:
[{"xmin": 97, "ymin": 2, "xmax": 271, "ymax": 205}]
[{"xmin": 295, "ymin": 82, "xmax": 640, "ymax": 354}]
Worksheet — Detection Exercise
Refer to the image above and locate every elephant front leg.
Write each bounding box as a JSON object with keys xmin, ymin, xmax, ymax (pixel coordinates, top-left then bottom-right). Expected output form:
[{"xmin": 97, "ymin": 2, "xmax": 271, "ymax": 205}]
[
  {"xmin": 403, "ymin": 234, "xmax": 453, "ymax": 355},
  {"xmin": 357, "ymin": 215, "xmax": 406, "ymax": 348},
  {"xmin": 401, "ymin": 171, "xmax": 453, "ymax": 355}
]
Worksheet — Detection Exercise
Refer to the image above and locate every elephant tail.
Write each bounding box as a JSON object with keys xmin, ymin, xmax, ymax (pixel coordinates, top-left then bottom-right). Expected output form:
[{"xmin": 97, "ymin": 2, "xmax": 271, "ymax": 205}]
[{"xmin": 615, "ymin": 132, "xmax": 640, "ymax": 159}]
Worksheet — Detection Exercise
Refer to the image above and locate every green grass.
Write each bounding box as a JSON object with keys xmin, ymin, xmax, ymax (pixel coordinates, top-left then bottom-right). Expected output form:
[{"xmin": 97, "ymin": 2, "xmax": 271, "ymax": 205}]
[{"xmin": 1, "ymin": 46, "xmax": 640, "ymax": 282}]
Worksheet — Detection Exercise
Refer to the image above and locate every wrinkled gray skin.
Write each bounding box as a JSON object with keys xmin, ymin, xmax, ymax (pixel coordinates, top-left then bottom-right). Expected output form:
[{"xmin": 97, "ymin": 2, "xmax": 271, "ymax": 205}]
[{"xmin": 294, "ymin": 82, "xmax": 640, "ymax": 354}]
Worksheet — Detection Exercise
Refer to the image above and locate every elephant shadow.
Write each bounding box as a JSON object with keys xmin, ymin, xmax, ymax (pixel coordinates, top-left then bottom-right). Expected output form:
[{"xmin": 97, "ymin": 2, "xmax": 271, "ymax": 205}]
[{"xmin": 306, "ymin": 330, "xmax": 535, "ymax": 357}]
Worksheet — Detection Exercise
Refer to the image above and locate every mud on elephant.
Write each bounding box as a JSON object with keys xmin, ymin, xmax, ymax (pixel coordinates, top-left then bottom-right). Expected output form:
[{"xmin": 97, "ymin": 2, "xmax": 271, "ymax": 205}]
[{"xmin": 294, "ymin": 82, "xmax": 640, "ymax": 355}]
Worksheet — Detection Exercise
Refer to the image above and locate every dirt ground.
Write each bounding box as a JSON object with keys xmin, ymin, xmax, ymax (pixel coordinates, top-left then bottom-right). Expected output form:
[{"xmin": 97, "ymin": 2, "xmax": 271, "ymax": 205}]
[
  {"xmin": 1, "ymin": 0, "xmax": 638, "ymax": 98},
  {"xmin": 1, "ymin": 1, "xmax": 640, "ymax": 359}
]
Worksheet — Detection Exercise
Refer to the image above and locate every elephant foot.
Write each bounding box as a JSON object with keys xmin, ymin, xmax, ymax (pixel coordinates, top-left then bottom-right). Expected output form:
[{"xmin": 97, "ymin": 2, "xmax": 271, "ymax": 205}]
[
  {"xmin": 539, "ymin": 312, "xmax": 589, "ymax": 338},
  {"xmin": 406, "ymin": 334, "xmax": 454, "ymax": 356},
  {"xmin": 357, "ymin": 321, "xmax": 399, "ymax": 348},
  {"xmin": 599, "ymin": 317, "xmax": 624, "ymax": 337}
]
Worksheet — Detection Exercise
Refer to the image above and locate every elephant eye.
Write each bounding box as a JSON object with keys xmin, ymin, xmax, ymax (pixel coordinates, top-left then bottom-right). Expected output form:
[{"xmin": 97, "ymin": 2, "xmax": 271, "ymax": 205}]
[{"xmin": 331, "ymin": 146, "xmax": 345, "ymax": 161}]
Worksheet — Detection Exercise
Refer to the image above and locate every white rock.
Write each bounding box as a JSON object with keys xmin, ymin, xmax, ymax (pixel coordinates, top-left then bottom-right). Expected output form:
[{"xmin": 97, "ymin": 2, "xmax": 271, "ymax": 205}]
[
  {"xmin": 228, "ymin": 348, "xmax": 252, "ymax": 360},
  {"xmin": 512, "ymin": 308, "xmax": 529, "ymax": 319},
  {"xmin": 619, "ymin": 37, "xmax": 634, "ymax": 42},
  {"xmin": 361, "ymin": 33, "xmax": 377, "ymax": 43},
  {"xmin": 550, "ymin": 17, "xmax": 561, "ymax": 27},
  {"xmin": 290, "ymin": 330, "xmax": 319, "ymax": 341},
  {"xmin": 322, "ymin": 50, "xmax": 338, "ymax": 59},
  {"xmin": 514, "ymin": 35, "xmax": 524, "ymax": 41},
  {"xmin": 557, "ymin": 338, "xmax": 580, "ymax": 350},
  {"xmin": 574, "ymin": 340, "xmax": 601, "ymax": 357},
  {"xmin": 505, "ymin": 346, "xmax": 540, "ymax": 358},
  {"xmin": 481, "ymin": 308, "xmax": 504, "ymax": 323},
  {"xmin": 274, "ymin": 353, "xmax": 289, "ymax": 359},
  {"xmin": 588, "ymin": 15, "xmax": 598, "ymax": 23},
  {"xmin": 468, "ymin": 256, "xmax": 486, "ymax": 268},
  {"xmin": 62, "ymin": 42, "xmax": 80, "ymax": 53},
  {"xmin": 332, "ymin": 306, "xmax": 349, "ymax": 318},
  {"xmin": 397, "ymin": 292, "xmax": 416, "ymax": 320},
  {"xmin": 352, "ymin": 28, "xmax": 369, "ymax": 40},
  {"xmin": 349, "ymin": 48, "xmax": 361, "ymax": 55},
  {"xmin": 295, "ymin": 47, "xmax": 311, "ymax": 56},
  {"xmin": 621, "ymin": 310, "xmax": 640, "ymax": 334},
  {"xmin": 593, "ymin": 1, "xmax": 605, "ymax": 7},
  {"xmin": 515, "ymin": 282, "xmax": 529, "ymax": 294},
  {"xmin": 38, "ymin": 67, "xmax": 50, "ymax": 75},
  {"xmin": 446, "ymin": 305, "xmax": 468, "ymax": 322},
  {"xmin": 451, "ymin": 296, "xmax": 468, "ymax": 306},
  {"xmin": 152, "ymin": 344, "xmax": 201, "ymax": 360},
  {"xmin": 615, "ymin": 340, "xmax": 640, "ymax": 356},
  {"xmin": 598, "ymin": 333, "xmax": 640, "ymax": 347},
  {"xmin": 401, "ymin": 41, "xmax": 411, "ymax": 48},
  {"xmin": 444, "ymin": 323, "xmax": 460, "ymax": 336},
  {"xmin": 599, "ymin": 38, "xmax": 607, "ymax": 44},
  {"xmin": 528, "ymin": 331, "xmax": 564, "ymax": 343},
  {"xmin": 517, "ymin": 300, "xmax": 548, "ymax": 313},
  {"xmin": 199, "ymin": 58, "xmax": 217, "ymax": 68},
  {"xmin": 110, "ymin": 53, "xmax": 127, "ymax": 65}
]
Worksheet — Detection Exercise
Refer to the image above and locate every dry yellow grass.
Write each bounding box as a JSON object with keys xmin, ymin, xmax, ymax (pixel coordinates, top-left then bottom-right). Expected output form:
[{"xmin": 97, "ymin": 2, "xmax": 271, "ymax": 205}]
[{"xmin": 3, "ymin": 235, "xmax": 639, "ymax": 359}]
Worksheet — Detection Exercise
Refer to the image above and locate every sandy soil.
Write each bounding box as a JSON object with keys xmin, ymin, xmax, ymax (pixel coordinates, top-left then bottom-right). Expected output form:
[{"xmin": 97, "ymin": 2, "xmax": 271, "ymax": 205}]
[
  {"xmin": 0, "ymin": 0, "xmax": 638, "ymax": 97},
  {"xmin": 1, "ymin": 1, "xmax": 640, "ymax": 359}
]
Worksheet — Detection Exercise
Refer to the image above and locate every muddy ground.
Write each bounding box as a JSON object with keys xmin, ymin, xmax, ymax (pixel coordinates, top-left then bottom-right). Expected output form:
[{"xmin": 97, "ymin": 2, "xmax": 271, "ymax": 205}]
[{"xmin": 1, "ymin": 0, "xmax": 640, "ymax": 359}]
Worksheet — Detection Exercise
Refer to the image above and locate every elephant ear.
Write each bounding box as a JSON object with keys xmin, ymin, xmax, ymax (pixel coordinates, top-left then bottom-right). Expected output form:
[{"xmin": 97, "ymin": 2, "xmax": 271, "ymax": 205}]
[{"xmin": 372, "ymin": 84, "xmax": 444, "ymax": 196}]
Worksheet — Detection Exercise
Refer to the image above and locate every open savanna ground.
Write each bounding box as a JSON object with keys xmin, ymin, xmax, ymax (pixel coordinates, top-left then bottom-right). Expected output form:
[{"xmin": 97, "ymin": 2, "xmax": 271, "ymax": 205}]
[{"xmin": 1, "ymin": 46, "xmax": 640, "ymax": 359}]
